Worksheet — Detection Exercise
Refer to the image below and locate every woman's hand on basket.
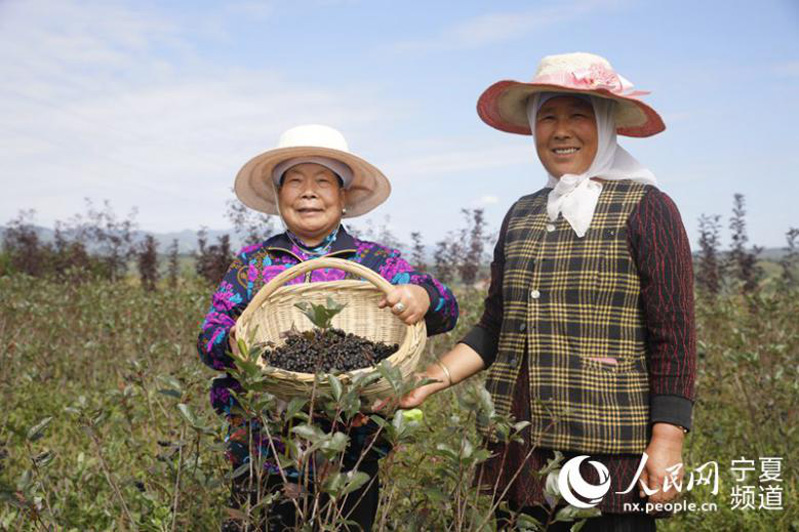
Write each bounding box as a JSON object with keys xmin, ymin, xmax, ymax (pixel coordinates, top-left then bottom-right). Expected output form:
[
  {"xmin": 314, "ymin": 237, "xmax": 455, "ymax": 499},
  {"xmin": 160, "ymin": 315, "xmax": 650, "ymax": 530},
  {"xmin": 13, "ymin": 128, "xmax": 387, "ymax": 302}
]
[{"xmin": 378, "ymin": 284, "xmax": 430, "ymax": 325}]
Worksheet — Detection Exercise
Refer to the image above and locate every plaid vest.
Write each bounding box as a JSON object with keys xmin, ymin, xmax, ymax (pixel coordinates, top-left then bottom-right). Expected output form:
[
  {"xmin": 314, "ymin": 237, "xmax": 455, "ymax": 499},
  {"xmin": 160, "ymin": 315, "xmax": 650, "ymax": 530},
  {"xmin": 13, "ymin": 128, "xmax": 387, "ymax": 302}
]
[{"xmin": 483, "ymin": 181, "xmax": 651, "ymax": 454}]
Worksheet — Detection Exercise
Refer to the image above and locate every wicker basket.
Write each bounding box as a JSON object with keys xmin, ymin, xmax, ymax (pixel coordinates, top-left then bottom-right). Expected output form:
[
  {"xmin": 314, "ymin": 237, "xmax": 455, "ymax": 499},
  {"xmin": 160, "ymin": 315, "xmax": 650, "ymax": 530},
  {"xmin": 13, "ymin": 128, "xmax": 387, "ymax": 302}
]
[{"xmin": 235, "ymin": 257, "xmax": 427, "ymax": 402}]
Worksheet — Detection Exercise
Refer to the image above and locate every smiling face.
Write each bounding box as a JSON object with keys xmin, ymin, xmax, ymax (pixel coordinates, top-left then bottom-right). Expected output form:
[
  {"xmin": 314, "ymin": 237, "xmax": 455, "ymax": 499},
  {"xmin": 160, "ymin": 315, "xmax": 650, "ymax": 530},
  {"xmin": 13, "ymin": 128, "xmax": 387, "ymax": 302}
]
[
  {"xmin": 277, "ymin": 163, "xmax": 346, "ymax": 246},
  {"xmin": 534, "ymin": 95, "xmax": 599, "ymax": 178}
]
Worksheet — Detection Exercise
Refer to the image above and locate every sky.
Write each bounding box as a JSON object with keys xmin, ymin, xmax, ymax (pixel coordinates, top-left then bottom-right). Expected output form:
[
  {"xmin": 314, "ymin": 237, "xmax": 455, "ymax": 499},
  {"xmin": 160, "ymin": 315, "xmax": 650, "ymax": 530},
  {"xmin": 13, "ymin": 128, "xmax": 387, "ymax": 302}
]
[{"xmin": 1, "ymin": 0, "xmax": 798, "ymax": 250}]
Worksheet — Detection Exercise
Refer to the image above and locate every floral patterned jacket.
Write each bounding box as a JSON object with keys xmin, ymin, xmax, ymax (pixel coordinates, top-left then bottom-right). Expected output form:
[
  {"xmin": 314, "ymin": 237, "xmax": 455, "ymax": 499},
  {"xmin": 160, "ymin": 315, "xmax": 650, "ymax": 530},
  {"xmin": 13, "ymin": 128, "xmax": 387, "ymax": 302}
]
[{"xmin": 197, "ymin": 225, "xmax": 458, "ymax": 416}]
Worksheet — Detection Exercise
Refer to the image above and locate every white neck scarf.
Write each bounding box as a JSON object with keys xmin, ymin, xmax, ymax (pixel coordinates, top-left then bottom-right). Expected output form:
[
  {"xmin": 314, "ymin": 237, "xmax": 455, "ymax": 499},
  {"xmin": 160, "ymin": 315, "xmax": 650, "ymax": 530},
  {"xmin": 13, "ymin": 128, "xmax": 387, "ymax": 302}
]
[{"xmin": 526, "ymin": 95, "xmax": 657, "ymax": 238}]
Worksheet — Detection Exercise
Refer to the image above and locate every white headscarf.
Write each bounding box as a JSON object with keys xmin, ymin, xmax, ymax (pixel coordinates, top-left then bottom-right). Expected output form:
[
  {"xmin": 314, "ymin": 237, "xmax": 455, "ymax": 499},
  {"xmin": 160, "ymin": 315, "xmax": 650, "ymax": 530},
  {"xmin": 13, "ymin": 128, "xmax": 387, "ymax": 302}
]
[{"xmin": 526, "ymin": 94, "xmax": 657, "ymax": 238}]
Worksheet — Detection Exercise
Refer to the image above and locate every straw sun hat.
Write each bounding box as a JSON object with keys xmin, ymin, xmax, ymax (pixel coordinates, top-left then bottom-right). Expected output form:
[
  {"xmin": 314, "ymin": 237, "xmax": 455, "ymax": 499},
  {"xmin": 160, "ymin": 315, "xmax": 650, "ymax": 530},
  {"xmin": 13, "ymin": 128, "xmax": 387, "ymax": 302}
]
[
  {"xmin": 234, "ymin": 124, "xmax": 391, "ymax": 217},
  {"xmin": 477, "ymin": 52, "xmax": 665, "ymax": 137}
]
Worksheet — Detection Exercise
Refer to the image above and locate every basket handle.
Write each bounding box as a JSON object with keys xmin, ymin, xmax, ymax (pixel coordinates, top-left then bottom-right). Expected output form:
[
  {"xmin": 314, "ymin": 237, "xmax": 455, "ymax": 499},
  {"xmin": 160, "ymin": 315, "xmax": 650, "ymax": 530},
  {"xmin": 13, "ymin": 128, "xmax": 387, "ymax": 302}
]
[{"xmin": 242, "ymin": 257, "xmax": 396, "ymax": 321}]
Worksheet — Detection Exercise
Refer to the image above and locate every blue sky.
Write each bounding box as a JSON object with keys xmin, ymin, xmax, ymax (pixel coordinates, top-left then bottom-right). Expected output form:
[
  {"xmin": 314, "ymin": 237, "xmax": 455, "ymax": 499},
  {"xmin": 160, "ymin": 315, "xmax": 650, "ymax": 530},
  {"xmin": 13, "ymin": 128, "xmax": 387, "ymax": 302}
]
[{"xmin": 1, "ymin": 0, "xmax": 798, "ymax": 249}]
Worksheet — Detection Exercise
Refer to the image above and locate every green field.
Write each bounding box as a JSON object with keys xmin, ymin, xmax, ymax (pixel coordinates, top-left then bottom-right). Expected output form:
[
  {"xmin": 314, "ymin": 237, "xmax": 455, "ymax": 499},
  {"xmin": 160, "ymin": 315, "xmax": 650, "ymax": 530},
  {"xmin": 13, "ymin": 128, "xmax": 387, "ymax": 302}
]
[{"xmin": 1, "ymin": 275, "xmax": 797, "ymax": 530}]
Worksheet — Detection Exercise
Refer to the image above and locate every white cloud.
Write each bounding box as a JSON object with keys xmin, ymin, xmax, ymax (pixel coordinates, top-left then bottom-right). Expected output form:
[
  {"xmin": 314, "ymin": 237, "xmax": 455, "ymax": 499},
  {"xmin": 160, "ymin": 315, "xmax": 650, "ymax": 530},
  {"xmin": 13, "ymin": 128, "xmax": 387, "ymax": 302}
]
[
  {"xmin": 382, "ymin": 144, "xmax": 533, "ymax": 180},
  {"xmin": 224, "ymin": 2, "xmax": 274, "ymax": 19},
  {"xmin": 773, "ymin": 61, "xmax": 799, "ymax": 77},
  {"xmin": 478, "ymin": 195, "xmax": 499, "ymax": 205},
  {"xmin": 0, "ymin": 0, "xmax": 403, "ymax": 231},
  {"xmin": 391, "ymin": 0, "xmax": 627, "ymax": 52}
]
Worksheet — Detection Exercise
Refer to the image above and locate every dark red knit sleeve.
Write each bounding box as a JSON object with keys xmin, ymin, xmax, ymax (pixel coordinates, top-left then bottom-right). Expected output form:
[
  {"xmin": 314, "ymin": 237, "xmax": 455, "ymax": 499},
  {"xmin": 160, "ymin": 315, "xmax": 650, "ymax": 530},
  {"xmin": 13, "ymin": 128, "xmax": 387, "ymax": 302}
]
[
  {"xmin": 459, "ymin": 203, "xmax": 514, "ymax": 367},
  {"xmin": 628, "ymin": 187, "xmax": 697, "ymax": 430}
]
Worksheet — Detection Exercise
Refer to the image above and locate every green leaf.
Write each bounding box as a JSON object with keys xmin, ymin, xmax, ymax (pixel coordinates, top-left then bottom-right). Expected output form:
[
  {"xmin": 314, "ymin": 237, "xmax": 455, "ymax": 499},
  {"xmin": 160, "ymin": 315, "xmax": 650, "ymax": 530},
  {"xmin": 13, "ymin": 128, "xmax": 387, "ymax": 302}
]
[
  {"xmin": 339, "ymin": 471, "xmax": 370, "ymax": 496},
  {"xmin": 275, "ymin": 453, "xmax": 296, "ymax": 471},
  {"xmin": 369, "ymin": 415, "xmax": 389, "ymax": 429},
  {"xmin": 460, "ymin": 438, "xmax": 474, "ymax": 459},
  {"xmin": 538, "ymin": 450, "xmax": 565, "ymax": 477},
  {"xmin": 434, "ymin": 443, "xmax": 458, "ymax": 461},
  {"xmin": 157, "ymin": 375, "xmax": 183, "ymax": 392},
  {"xmin": 294, "ymin": 298, "xmax": 346, "ymax": 329},
  {"xmin": 321, "ymin": 432, "xmax": 349, "ymax": 454},
  {"xmin": 177, "ymin": 403, "xmax": 199, "ymax": 427},
  {"xmin": 555, "ymin": 505, "xmax": 601, "ymax": 523},
  {"xmin": 294, "ymin": 301, "xmax": 321, "ymax": 328},
  {"xmin": 27, "ymin": 417, "xmax": 53, "ymax": 442},
  {"xmin": 314, "ymin": 306, "xmax": 327, "ymax": 327},
  {"xmin": 376, "ymin": 360, "xmax": 401, "ymax": 394},
  {"xmin": 494, "ymin": 423, "xmax": 509, "ymax": 442},
  {"xmin": 16, "ymin": 470, "xmax": 33, "ymax": 491},
  {"xmin": 392, "ymin": 410, "xmax": 407, "ymax": 433},
  {"xmin": 328, "ymin": 374, "xmax": 343, "ymax": 402},
  {"xmin": 291, "ymin": 424, "xmax": 323, "ymax": 442},
  {"xmin": 423, "ymin": 486, "xmax": 446, "ymax": 502},
  {"xmin": 230, "ymin": 462, "xmax": 251, "ymax": 480},
  {"xmin": 351, "ymin": 371, "xmax": 381, "ymax": 390},
  {"xmin": 285, "ymin": 397, "xmax": 308, "ymax": 421},
  {"xmin": 516, "ymin": 513, "xmax": 543, "ymax": 531},
  {"xmin": 543, "ymin": 470, "xmax": 561, "ymax": 500},
  {"xmin": 513, "ymin": 420, "xmax": 532, "ymax": 433},
  {"xmin": 467, "ymin": 449, "xmax": 492, "ymax": 466},
  {"xmin": 570, "ymin": 520, "xmax": 588, "ymax": 532},
  {"xmin": 91, "ymin": 409, "xmax": 108, "ymax": 427},
  {"xmin": 33, "ymin": 450, "xmax": 54, "ymax": 468},
  {"xmin": 326, "ymin": 296, "xmax": 346, "ymax": 312},
  {"xmin": 322, "ymin": 471, "xmax": 345, "ymax": 495}
]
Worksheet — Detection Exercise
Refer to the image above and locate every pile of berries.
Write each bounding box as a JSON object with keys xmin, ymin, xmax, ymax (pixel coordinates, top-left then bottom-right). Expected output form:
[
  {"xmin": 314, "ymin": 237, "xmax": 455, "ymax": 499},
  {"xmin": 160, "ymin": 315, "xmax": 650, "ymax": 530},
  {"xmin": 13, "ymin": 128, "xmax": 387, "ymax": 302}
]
[{"xmin": 261, "ymin": 328, "xmax": 399, "ymax": 373}]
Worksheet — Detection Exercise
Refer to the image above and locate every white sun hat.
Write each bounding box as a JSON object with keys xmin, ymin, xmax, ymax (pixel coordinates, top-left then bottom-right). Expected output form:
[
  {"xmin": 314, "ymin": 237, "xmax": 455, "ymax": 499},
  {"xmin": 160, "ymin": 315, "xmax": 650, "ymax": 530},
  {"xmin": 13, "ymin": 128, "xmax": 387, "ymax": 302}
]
[{"xmin": 234, "ymin": 124, "xmax": 391, "ymax": 217}]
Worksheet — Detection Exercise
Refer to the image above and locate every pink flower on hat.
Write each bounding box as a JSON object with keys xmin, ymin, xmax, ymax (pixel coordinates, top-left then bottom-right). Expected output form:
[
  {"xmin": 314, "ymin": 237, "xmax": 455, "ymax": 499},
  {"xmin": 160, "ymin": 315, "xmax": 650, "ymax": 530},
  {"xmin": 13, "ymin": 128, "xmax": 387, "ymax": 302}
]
[{"xmin": 571, "ymin": 64, "xmax": 625, "ymax": 93}]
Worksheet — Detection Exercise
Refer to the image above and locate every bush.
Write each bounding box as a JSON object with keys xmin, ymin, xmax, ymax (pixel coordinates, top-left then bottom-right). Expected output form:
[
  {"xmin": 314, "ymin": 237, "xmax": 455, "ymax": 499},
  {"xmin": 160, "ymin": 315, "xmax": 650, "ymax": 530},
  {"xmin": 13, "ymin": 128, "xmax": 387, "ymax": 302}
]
[{"xmin": 1, "ymin": 277, "xmax": 797, "ymax": 530}]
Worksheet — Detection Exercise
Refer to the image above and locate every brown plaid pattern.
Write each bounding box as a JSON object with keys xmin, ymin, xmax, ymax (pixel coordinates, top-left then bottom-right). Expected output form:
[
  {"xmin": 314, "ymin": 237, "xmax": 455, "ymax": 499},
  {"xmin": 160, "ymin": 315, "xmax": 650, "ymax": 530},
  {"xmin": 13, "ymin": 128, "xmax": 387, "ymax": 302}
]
[{"xmin": 482, "ymin": 181, "xmax": 651, "ymax": 454}]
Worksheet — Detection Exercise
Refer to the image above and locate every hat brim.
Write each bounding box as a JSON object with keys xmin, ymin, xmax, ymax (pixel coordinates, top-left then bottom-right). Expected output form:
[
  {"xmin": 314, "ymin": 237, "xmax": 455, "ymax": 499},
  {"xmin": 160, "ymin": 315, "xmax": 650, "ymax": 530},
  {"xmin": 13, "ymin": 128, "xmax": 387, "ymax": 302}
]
[
  {"xmin": 477, "ymin": 80, "xmax": 665, "ymax": 138},
  {"xmin": 234, "ymin": 146, "xmax": 391, "ymax": 217}
]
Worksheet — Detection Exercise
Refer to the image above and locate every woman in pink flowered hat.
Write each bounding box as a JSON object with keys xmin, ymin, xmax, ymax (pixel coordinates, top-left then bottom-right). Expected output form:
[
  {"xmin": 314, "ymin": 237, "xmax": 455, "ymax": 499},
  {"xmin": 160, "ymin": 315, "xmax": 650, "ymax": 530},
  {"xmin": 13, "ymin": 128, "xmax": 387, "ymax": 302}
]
[{"xmin": 404, "ymin": 52, "xmax": 696, "ymax": 531}]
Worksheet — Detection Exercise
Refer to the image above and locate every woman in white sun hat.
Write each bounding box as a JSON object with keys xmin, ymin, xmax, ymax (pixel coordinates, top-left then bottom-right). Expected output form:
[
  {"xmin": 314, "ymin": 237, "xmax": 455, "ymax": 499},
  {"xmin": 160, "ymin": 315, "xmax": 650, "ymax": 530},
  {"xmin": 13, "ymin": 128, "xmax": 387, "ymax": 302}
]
[
  {"xmin": 198, "ymin": 124, "xmax": 459, "ymax": 531},
  {"xmin": 402, "ymin": 52, "xmax": 696, "ymax": 530}
]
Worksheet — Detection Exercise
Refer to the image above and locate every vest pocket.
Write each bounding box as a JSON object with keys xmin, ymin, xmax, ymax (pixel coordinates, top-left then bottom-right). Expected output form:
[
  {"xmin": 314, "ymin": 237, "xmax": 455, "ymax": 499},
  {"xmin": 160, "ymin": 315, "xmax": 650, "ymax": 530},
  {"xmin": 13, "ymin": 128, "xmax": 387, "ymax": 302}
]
[
  {"xmin": 580, "ymin": 355, "xmax": 638, "ymax": 373},
  {"xmin": 577, "ymin": 356, "xmax": 650, "ymax": 451}
]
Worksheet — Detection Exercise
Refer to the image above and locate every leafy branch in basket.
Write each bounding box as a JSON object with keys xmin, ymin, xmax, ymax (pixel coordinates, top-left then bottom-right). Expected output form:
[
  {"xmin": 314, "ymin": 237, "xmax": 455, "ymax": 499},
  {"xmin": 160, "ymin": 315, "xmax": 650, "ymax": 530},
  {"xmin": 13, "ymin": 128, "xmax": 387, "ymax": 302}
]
[{"xmin": 294, "ymin": 297, "xmax": 347, "ymax": 331}]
